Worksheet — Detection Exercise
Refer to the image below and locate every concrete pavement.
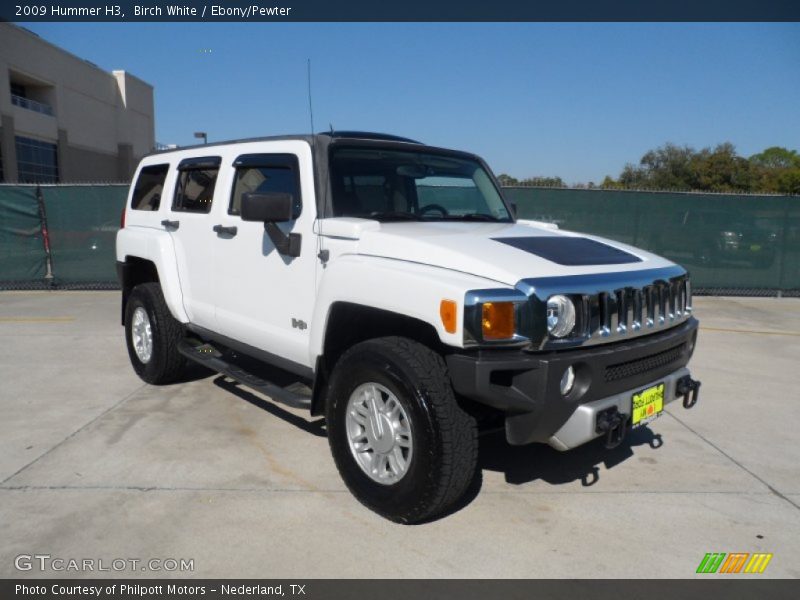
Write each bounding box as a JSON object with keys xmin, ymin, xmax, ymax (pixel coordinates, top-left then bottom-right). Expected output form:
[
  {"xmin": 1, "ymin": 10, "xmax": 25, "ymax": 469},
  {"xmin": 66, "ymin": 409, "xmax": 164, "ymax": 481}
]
[{"xmin": 1, "ymin": 292, "xmax": 798, "ymax": 578}]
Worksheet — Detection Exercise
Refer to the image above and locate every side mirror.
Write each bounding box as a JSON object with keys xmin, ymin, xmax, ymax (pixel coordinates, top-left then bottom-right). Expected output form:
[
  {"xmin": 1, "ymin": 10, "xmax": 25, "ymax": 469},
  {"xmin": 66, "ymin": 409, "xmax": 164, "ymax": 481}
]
[
  {"xmin": 509, "ymin": 202, "xmax": 518, "ymax": 217},
  {"xmin": 241, "ymin": 192, "xmax": 295, "ymax": 223},
  {"xmin": 240, "ymin": 191, "xmax": 302, "ymax": 258}
]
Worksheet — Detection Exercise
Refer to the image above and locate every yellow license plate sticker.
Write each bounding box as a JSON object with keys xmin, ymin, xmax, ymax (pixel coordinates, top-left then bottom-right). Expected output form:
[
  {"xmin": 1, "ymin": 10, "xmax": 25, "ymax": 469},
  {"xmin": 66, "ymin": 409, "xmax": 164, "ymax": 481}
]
[{"xmin": 632, "ymin": 383, "xmax": 665, "ymax": 426}]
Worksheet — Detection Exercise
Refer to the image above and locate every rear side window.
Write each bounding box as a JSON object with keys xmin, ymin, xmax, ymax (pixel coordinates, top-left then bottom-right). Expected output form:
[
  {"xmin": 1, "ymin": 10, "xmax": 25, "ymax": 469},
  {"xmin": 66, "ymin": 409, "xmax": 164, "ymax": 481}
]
[
  {"xmin": 229, "ymin": 154, "xmax": 301, "ymax": 217},
  {"xmin": 172, "ymin": 157, "xmax": 221, "ymax": 213},
  {"xmin": 130, "ymin": 164, "xmax": 169, "ymax": 211}
]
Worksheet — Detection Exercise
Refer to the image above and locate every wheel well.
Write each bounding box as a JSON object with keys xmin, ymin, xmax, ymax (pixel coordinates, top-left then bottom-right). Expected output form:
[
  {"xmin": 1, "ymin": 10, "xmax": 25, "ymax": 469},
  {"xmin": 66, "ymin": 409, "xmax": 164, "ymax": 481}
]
[
  {"xmin": 119, "ymin": 257, "xmax": 159, "ymax": 324},
  {"xmin": 309, "ymin": 302, "xmax": 445, "ymax": 416}
]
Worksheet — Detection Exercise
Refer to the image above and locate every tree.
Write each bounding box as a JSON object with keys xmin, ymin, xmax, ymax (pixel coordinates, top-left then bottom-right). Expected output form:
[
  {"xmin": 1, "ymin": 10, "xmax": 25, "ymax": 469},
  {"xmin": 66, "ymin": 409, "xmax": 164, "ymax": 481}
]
[
  {"xmin": 520, "ymin": 176, "xmax": 565, "ymax": 187},
  {"xmin": 750, "ymin": 147, "xmax": 800, "ymax": 170},
  {"xmin": 496, "ymin": 173, "xmax": 519, "ymax": 186},
  {"xmin": 749, "ymin": 147, "xmax": 800, "ymax": 194},
  {"xmin": 689, "ymin": 143, "xmax": 752, "ymax": 192}
]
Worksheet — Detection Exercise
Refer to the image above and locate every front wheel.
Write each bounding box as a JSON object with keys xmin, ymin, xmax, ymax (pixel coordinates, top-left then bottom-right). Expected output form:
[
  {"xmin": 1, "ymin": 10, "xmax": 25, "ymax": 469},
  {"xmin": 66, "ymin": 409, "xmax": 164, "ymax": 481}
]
[{"xmin": 326, "ymin": 337, "xmax": 478, "ymax": 523}]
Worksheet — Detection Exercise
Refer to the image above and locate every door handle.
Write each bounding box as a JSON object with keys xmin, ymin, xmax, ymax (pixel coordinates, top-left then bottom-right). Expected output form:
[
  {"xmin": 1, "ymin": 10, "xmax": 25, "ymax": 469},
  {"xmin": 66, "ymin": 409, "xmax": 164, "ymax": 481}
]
[
  {"xmin": 161, "ymin": 219, "xmax": 180, "ymax": 230},
  {"xmin": 213, "ymin": 224, "xmax": 238, "ymax": 237}
]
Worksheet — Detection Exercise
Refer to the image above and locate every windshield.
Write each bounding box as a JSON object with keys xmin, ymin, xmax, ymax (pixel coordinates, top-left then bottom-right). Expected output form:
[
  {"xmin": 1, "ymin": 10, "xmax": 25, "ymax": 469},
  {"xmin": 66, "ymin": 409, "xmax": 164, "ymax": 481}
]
[{"xmin": 328, "ymin": 147, "xmax": 512, "ymax": 222}]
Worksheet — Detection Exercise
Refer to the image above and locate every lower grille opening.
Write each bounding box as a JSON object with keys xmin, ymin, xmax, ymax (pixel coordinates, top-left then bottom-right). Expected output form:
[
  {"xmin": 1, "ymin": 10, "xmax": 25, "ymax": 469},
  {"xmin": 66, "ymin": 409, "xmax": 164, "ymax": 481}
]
[{"xmin": 604, "ymin": 343, "xmax": 685, "ymax": 382}]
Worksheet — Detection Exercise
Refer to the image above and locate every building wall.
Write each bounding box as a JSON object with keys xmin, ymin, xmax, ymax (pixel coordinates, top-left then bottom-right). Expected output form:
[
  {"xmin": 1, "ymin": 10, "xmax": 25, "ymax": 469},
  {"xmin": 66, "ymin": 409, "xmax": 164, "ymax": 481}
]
[{"xmin": 0, "ymin": 23, "xmax": 155, "ymax": 182}]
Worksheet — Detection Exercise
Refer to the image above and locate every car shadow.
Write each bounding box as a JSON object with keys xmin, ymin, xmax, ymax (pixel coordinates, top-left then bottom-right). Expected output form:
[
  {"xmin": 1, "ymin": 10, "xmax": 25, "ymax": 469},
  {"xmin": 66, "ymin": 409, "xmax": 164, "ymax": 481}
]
[
  {"xmin": 479, "ymin": 425, "xmax": 663, "ymax": 487},
  {"xmin": 426, "ymin": 426, "xmax": 663, "ymax": 523},
  {"xmin": 206, "ymin": 372, "xmax": 662, "ymax": 522}
]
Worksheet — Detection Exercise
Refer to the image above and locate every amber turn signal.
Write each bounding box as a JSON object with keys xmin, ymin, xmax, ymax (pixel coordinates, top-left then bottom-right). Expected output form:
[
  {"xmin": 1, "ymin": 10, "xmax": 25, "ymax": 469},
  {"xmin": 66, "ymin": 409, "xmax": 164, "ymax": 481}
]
[
  {"xmin": 440, "ymin": 299, "xmax": 458, "ymax": 334},
  {"xmin": 482, "ymin": 301, "xmax": 516, "ymax": 340}
]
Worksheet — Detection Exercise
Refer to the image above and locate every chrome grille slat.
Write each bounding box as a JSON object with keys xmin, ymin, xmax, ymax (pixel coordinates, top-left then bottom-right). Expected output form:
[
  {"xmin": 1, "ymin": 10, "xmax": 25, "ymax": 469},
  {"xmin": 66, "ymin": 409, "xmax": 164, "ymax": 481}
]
[
  {"xmin": 617, "ymin": 289, "xmax": 627, "ymax": 334},
  {"xmin": 685, "ymin": 280, "xmax": 692, "ymax": 314},
  {"xmin": 644, "ymin": 285, "xmax": 655, "ymax": 328},
  {"xmin": 669, "ymin": 280, "xmax": 676, "ymax": 321},
  {"xmin": 632, "ymin": 288, "xmax": 643, "ymax": 331}
]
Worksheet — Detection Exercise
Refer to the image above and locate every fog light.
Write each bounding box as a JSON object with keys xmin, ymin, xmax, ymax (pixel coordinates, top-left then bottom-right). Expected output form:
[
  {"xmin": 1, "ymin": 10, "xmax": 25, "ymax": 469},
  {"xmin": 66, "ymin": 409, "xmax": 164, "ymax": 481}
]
[{"xmin": 560, "ymin": 366, "xmax": 575, "ymax": 396}]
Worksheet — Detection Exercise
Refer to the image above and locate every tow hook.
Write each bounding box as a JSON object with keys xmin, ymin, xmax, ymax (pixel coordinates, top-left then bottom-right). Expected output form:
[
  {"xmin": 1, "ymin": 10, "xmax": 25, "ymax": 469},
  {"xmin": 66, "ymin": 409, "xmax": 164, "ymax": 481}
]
[
  {"xmin": 677, "ymin": 375, "xmax": 701, "ymax": 409},
  {"xmin": 596, "ymin": 407, "xmax": 628, "ymax": 449}
]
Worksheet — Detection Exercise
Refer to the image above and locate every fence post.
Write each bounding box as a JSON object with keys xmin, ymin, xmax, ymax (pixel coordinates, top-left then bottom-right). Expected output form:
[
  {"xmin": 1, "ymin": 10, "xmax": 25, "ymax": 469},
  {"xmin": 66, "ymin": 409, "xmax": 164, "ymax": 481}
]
[
  {"xmin": 776, "ymin": 197, "xmax": 791, "ymax": 295},
  {"xmin": 35, "ymin": 185, "xmax": 55, "ymax": 285}
]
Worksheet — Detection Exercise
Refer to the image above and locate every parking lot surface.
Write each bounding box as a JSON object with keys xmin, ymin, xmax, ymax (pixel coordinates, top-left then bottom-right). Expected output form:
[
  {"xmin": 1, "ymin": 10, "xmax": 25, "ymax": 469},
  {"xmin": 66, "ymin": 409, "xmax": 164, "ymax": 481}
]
[{"xmin": 1, "ymin": 292, "xmax": 799, "ymax": 578}]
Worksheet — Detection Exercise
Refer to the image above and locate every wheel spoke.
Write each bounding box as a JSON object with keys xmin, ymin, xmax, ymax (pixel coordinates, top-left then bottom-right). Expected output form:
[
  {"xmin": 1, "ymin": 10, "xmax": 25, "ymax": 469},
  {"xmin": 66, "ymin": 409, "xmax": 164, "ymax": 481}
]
[
  {"xmin": 350, "ymin": 408, "xmax": 367, "ymax": 426},
  {"xmin": 392, "ymin": 446, "xmax": 407, "ymax": 470}
]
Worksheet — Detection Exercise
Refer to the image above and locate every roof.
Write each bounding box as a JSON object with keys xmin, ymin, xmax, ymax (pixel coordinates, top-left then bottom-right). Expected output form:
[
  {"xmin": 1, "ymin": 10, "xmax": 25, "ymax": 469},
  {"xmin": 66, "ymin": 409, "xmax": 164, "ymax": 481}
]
[{"xmin": 147, "ymin": 131, "xmax": 422, "ymax": 158}]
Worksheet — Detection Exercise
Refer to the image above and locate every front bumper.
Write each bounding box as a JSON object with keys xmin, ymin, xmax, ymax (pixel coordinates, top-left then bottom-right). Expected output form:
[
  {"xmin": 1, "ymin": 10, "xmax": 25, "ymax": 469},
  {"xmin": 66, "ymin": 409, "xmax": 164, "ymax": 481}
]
[{"xmin": 446, "ymin": 317, "xmax": 699, "ymax": 447}]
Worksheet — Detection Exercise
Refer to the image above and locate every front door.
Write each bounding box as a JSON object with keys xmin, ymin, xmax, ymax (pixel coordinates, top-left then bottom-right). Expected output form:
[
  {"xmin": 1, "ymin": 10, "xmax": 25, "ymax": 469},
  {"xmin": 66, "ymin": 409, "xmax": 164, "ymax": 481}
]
[{"xmin": 211, "ymin": 142, "xmax": 319, "ymax": 370}]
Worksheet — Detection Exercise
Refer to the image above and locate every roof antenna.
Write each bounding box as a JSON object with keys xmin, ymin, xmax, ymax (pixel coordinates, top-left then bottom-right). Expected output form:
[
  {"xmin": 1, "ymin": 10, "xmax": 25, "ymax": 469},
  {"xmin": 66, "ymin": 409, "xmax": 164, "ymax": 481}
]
[
  {"xmin": 307, "ymin": 59, "xmax": 315, "ymax": 137},
  {"xmin": 308, "ymin": 59, "xmax": 331, "ymax": 261}
]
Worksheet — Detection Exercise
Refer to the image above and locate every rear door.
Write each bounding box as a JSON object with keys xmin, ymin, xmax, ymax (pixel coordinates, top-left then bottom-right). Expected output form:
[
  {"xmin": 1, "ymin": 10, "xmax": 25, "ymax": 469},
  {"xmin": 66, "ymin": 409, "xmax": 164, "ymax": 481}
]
[{"xmin": 165, "ymin": 156, "xmax": 222, "ymax": 328}]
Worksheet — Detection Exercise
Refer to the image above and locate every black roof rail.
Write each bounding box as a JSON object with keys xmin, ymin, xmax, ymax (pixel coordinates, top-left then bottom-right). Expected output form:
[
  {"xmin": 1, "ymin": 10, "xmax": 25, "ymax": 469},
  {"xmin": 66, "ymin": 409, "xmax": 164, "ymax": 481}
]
[{"xmin": 321, "ymin": 131, "xmax": 422, "ymax": 144}]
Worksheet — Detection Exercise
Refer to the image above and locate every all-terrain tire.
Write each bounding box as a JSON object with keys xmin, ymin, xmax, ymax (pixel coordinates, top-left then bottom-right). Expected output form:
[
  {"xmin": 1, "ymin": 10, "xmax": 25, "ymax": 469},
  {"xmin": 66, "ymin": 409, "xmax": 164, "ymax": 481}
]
[
  {"xmin": 326, "ymin": 336, "xmax": 478, "ymax": 524},
  {"xmin": 124, "ymin": 282, "xmax": 187, "ymax": 385}
]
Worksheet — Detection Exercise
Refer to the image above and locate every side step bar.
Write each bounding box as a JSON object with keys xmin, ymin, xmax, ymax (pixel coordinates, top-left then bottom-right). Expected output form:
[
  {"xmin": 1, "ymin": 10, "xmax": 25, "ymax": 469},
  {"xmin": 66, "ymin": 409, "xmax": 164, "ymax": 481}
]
[{"xmin": 178, "ymin": 340, "xmax": 312, "ymax": 410}]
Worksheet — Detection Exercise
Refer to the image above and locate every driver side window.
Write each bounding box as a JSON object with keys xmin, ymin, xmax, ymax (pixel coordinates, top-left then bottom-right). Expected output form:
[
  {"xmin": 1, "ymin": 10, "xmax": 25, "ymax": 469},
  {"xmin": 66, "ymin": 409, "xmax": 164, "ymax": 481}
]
[{"xmin": 229, "ymin": 153, "xmax": 301, "ymax": 217}]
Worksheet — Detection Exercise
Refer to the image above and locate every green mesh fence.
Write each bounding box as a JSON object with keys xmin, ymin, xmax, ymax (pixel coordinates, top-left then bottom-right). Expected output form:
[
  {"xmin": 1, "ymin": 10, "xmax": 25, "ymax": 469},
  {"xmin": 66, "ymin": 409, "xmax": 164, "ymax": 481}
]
[
  {"xmin": 43, "ymin": 185, "xmax": 128, "ymax": 285},
  {"xmin": 505, "ymin": 188, "xmax": 800, "ymax": 293},
  {"xmin": 0, "ymin": 184, "xmax": 798, "ymax": 293},
  {"xmin": 0, "ymin": 184, "xmax": 127, "ymax": 288},
  {"xmin": 0, "ymin": 186, "xmax": 46, "ymax": 284}
]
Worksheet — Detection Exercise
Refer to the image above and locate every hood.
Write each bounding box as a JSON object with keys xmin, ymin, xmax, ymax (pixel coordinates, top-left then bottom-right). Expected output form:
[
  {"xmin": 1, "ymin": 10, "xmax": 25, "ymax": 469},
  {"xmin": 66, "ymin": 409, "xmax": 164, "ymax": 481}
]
[{"xmin": 319, "ymin": 218, "xmax": 675, "ymax": 286}]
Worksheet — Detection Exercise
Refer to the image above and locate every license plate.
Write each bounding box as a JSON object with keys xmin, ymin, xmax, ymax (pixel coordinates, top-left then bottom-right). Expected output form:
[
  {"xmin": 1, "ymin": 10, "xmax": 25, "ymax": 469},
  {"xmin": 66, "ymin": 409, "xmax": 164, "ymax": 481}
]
[
  {"xmin": 750, "ymin": 244, "xmax": 761, "ymax": 251},
  {"xmin": 631, "ymin": 382, "xmax": 665, "ymax": 427}
]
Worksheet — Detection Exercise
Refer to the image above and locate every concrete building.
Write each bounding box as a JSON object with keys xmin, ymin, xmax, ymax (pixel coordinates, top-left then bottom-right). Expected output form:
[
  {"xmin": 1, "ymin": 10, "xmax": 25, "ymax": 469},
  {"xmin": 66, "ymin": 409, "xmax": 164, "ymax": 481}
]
[{"xmin": 0, "ymin": 23, "xmax": 154, "ymax": 183}]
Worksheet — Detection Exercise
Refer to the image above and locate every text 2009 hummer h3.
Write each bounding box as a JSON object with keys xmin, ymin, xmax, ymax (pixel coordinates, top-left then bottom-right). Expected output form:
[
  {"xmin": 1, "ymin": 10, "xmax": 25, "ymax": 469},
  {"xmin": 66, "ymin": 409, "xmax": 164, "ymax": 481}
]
[{"xmin": 116, "ymin": 132, "xmax": 701, "ymax": 523}]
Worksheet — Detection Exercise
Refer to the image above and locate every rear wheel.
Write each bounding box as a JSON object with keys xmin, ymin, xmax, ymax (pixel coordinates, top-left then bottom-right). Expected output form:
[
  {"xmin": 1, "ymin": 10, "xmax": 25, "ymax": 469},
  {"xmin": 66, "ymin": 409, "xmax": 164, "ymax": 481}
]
[
  {"xmin": 326, "ymin": 336, "xmax": 478, "ymax": 523},
  {"xmin": 124, "ymin": 282, "xmax": 187, "ymax": 384}
]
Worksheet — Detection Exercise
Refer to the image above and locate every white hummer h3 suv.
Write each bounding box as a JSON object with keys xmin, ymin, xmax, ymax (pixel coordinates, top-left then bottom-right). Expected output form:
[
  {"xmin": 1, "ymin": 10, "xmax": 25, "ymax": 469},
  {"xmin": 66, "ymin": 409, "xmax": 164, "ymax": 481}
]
[{"xmin": 116, "ymin": 132, "xmax": 701, "ymax": 523}]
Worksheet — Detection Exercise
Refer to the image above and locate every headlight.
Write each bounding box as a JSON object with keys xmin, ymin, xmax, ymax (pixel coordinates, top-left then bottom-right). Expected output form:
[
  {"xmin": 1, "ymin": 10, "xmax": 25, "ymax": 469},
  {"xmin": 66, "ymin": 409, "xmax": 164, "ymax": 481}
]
[{"xmin": 546, "ymin": 294, "xmax": 576, "ymax": 338}]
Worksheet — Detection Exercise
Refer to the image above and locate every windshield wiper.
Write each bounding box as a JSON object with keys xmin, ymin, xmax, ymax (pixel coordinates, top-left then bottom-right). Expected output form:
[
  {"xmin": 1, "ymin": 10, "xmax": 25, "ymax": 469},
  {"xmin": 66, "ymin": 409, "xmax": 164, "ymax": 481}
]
[
  {"xmin": 440, "ymin": 213, "xmax": 502, "ymax": 222},
  {"xmin": 367, "ymin": 211, "xmax": 421, "ymax": 222}
]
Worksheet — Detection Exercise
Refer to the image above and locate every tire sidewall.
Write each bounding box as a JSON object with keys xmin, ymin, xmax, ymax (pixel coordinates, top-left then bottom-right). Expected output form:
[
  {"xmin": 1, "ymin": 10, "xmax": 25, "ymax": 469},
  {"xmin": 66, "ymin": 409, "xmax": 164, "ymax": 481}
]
[
  {"xmin": 124, "ymin": 287, "xmax": 164, "ymax": 382},
  {"xmin": 327, "ymin": 344, "xmax": 444, "ymax": 519}
]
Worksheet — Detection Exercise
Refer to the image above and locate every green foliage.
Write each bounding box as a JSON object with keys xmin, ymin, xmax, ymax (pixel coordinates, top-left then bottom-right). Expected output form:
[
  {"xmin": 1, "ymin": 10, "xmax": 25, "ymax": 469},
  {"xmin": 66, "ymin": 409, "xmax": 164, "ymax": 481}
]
[
  {"xmin": 495, "ymin": 173, "xmax": 565, "ymax": 187},
  {"xmin": 603, "ymin": 143, "xmax": 799, "ymax": 194}
]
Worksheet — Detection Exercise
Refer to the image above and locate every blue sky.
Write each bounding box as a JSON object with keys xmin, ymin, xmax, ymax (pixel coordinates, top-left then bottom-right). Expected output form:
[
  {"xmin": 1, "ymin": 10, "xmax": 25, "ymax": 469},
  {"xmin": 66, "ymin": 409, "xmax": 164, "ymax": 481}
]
[{"xmin": 21, "ymin": 22, "xmax": 800, "ymax": 183}]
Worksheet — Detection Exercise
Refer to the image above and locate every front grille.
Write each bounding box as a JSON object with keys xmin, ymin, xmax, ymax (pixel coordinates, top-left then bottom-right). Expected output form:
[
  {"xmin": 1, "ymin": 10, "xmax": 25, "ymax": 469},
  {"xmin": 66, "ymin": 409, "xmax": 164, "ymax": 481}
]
[
  {"xmin": 592, "ymin": 275, "xmax": 691, "ymax": 341},
  {"xmin": 604, "ymin": 343, "xmax": 685, "ymax": 382},
  {"xmin": 519, "ymin": 266, "xmax": 693, "ymax": 350}
]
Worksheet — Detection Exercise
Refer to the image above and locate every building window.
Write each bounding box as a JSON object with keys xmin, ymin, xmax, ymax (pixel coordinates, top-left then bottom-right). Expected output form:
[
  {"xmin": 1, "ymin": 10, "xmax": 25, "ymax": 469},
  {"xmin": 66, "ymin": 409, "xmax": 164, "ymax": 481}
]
[
  {"xmin": 15, "ymin": 136, "xmax": 59, "ymax": 183},
  {"xmin": 10, "ymin": 78, "xmax": 55, "ymax": 116},
  {"xmin": 10, "ymin": 82, "xmax": 27, "ymax": 98}
]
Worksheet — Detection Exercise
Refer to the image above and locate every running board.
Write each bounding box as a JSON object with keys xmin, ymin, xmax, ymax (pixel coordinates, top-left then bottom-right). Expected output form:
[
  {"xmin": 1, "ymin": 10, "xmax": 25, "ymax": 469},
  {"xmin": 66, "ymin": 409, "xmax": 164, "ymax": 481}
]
[{"xmin": 178, "ymin": 340, "xmax": 312, "ymax": 410}]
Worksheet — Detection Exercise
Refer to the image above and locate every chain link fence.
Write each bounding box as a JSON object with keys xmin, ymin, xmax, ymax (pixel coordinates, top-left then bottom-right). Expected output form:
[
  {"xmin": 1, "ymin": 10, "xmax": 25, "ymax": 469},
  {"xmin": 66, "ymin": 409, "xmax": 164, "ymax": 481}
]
[{"xmin": 0, "ymin": 183, "xmax": 798, "ymax": 295}]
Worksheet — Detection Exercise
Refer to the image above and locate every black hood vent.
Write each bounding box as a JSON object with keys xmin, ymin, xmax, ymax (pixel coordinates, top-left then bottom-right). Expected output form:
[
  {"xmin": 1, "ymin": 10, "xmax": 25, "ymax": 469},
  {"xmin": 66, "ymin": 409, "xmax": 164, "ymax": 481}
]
[{"xmin": 493, "ymin": 236, "xmax": 642, "ymax": 266}]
